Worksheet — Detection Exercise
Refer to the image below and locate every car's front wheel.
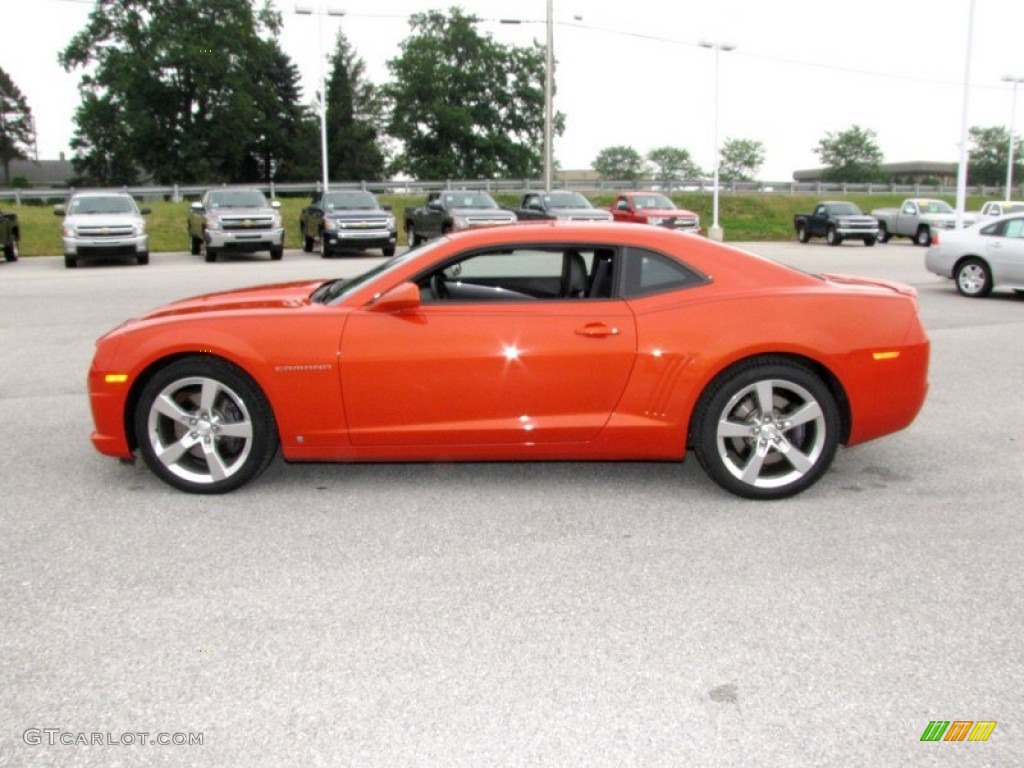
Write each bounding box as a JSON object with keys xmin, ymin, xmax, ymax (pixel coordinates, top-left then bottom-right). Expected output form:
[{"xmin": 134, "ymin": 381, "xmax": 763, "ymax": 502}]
[
  {"xmin": 877, "ymin": 223, "xmax": 890, "ymax": 243},
  {"xmin": 915, "ymin": 226, "xmax": 932, "ymax": 246},
  {"xmin": 270, "ymin": 245, "xmax": 284, "ymax": 261},
  {"xmin": 692, "ymin": 358, "xmax": 839, "ymax": 499},
  {"xmin": 406, "ymin": 223, "xmax": 419, "ymax": 247},
  {"xmin": 3, "ymin": 238, "xmax": 18, "ymax": 261},
  {"xmin": 956, "ymin": 257, "xmax": 992, "ymax": 298},
  {"xmin": 134, "ymin": 357, "xmax": 279, "ymax": 493}
]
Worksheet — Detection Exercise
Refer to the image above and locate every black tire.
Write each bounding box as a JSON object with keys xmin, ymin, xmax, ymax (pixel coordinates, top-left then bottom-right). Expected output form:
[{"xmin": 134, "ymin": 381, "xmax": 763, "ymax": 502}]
[
  {"xmin": 915, "ymin": 226, "xmax": 932, "ymax": 247},
  {"xmin": 133, "ymin": 356, "xmax": 279, "ymax": 494},
  {"xmin": 876, "ymin": 223, "xmax": 890, "ymax": 243},
  {"xmin": 691, "ymin": 358, "xmax": 840, "ymax": 499},
  {"xmin": 137, "ymin": 251, "xmax": 149, "ymax": 265},
  {"xmin": 826, "ymin": 226, "xmax": 842, "ymax": 246},
  {"xmin": 319, "ymin": 231, "xmax": 331, "ymax": 258},
  {"xmin": 64, "ymin": 255, "xmax": 77, "ymax": 269},
  {"xmin": 190, "ymin": 235, "xmax": 201, "ymax": 256},
  {"xmin": 270, "ymin": 245, "xmax": 284, "ymax": 261},
  {"xmin": 382, "ymin": 245, "xmax": 396, "ymax": 257},
  {"xmin": 796, "ymin": 224, "xmax": 810, "ymax": 243},
  {"xmin": 406, "ymin": 222, "xmax": 419, "ymax": 247},
  {"xmin": 863, "ymin": 236, "xmax": 876, "ymax": 247},
  {"xmin": 303, "ymin": 230, "xmax": 314, "ymax": 253},
  {"xmin": 955, "ymin": 257, "xmax": 992, "ymax": 298},
  {"xmin": 203, "ymin": 241, "xmax": 218, "ymax": 263},
  {"xmin": 3, "ymin": 239, "xmax": 18, "ymax": 261}
]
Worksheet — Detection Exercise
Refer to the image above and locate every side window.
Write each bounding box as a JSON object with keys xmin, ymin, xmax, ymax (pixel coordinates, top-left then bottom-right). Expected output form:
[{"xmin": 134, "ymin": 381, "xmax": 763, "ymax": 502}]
[
  {"xmin": 981, "ymin": 221, "xmax": 1002, "ymax": 237},
  {"xmin": 902, "ymin": 203, "xmax": 916, "ymax": 214},
  {"xmin": 622, "ymin": 247, "xmax": 706, "ymax": 298},
  {"xmin": 1005, "ymin": 218, "xmax": 1024, "ymax": 239},
  {"xmin": 815, "ymin": 205, "xmax": 826, "ymax": 216},
  {"xmin": 418, "ymin": 247, "xmax": 617, "ymax": 302}
]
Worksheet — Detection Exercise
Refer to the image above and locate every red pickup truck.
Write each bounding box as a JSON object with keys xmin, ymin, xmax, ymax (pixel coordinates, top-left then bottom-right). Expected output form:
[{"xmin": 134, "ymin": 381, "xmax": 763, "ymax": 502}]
[{"xmin": 607, "ymin": 192, "xmax": 700, "ymax": 233}]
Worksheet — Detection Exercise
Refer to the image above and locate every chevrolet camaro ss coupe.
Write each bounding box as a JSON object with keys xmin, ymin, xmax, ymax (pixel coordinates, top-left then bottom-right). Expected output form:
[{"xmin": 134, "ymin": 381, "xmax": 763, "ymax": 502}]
[{"xmin": 88, "ymin": 222, "xmax": 929, "ymax": 499}]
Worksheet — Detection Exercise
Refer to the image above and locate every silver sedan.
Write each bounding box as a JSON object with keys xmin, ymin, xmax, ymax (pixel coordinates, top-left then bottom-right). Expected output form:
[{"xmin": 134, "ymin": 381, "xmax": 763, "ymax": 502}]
[{"xmin": 925, "ymin": 214, "xmax": 1024, "ymax": 297}]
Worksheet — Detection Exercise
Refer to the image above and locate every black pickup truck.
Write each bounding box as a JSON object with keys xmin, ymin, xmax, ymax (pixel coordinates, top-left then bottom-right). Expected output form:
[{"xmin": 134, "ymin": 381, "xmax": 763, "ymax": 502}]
[
  {"xmin": 794, "ymin": 201, "xmax": 879, "ymax": 246},
  {"xmin": 1, "ymin": 207, "xmax": 19, "ymax": 261},
  {"xmin": 404, "ymin": 191, "xmax": 517, "ymax": 246},
  {"xmin": 299, "ymin": 190, "xmax": 397, "ymax": 257},
  {"xmin": 514, "ymin": 190, "xmax": 613, "ymax": 222}
]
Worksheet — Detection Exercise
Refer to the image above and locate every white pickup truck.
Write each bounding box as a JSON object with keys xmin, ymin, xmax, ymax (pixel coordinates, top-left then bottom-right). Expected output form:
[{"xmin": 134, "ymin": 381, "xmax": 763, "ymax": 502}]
[
  {"xmin": 975, "ymin": 200, "xmax": 1024, "ymax": 220},
  {"xmin": 872, "ymin": 198, "xmax": 977, "ymax": 246}
]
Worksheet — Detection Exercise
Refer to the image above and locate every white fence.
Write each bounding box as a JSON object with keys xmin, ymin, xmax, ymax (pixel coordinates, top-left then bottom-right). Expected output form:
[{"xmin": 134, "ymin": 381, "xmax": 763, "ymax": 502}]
[{"xmin": 1, "ymin": 177, "xmax": 1019, "ymax": 204}]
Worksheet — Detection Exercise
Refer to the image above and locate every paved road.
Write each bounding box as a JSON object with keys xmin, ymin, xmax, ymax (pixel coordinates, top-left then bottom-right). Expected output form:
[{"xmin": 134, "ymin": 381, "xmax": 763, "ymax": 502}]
[{"xmin": 1, "ymin": 241, "xmax": 1021, "ymax": 766}]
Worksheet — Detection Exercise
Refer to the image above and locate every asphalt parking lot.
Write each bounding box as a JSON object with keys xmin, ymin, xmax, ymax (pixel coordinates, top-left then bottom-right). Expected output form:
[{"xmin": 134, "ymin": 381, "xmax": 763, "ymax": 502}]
[{"xmin": 1, "ymin": 240, "xmax": 1021, "ymax": 766}]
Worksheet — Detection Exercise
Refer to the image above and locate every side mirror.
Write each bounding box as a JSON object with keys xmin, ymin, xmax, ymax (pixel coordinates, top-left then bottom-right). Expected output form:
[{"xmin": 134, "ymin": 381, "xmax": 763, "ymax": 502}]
[
  {"xmin": 54, "ymin": 206, "xmax": 65, "ymax": 216},
  {"xmin": 271, "ymin": 200, "xmax": 281, "ymax": 209},
  {"xmin": 140, "ymin": 207, "xmax": 152, "ymax": 215},
  {"xmin": 190, "ymin": 201, "xmax": 204, "ymax": 211},
  {"xmin": 382, "ymin": 204, "xmax": 393, "ymax": 211},
  {"xmin": 368, "ymin": 281, "xmax": 421, "ymax": 313}
]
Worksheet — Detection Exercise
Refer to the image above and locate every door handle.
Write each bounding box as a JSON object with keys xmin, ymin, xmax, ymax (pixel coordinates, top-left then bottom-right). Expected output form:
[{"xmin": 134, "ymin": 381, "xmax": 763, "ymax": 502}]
[{"xmin": 575, "ymin": 323, "xmax": 620, "ymax": 338}]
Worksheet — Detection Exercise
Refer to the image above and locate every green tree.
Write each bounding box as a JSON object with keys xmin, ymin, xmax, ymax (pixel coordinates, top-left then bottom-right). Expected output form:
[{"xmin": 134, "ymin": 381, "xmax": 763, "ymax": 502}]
[
  {"xmin": 814, "ymin": 125, "xmax": 886, "ymax": 182},
  {"xmin": 647, "ymin": 146, "xmax": 702, "ymax": 182},
  {"xmin": 60, "ymin": 0, "xmax": 311, "ymax": 184},
  {"xmin": 719, "ymin": 138, "xmax": 765, "ymax": 181},
  {"xmin": 0, "ymin": 67, "xmax": 35, "ymax": 187},
  {"xmin": 593, "ymin": 145, "xmax": 648, "ymax": 180},
  {"xmin": 324, "ymin": 28, "xmax": 387, "ymax": 182},
  {"xmin": 967, "ymin": 125, "xmax": 1022, "ymax": 187},
  {"xmin": 385, "ymin": 8, "xmax": 561, "ymax": 179}
]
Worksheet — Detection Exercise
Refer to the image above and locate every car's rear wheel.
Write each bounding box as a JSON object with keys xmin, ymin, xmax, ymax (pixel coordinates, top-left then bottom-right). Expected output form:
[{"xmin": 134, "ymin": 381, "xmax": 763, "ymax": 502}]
[
  {"xmin": 692, "ymin": 358, "xmax": 839, "ymax": 499},
  {"xmin": 915, "ymin": 226, "xmax": 932, "ymax": 246},
  {"xmin": 134, "ymin": 357, "xmax": 278, "ymax": 493},
  {"xmin": 956, "ymin": 257, "xmax": 992, "ymax": 298},
  {"xmin": 3, "ymin": 239, "xmax": 18, "ymax": 261},
  {"xmin": 877, "ymin": 223, "xmax": 890, "ymax": 243},
  {"xmin": 303, "ymin": 230, "xmax": 314, "ymax": 253},
  {"xmin": 826, "ymin": 226, "xmax": 842, "ymax": 246},
  {"xmin": 796, "ymin": 224, "xmax": 809, "ymax": 243},
  {"xmin": 406, "ymin": 223, "xmax": 419, "ymax": 247}
]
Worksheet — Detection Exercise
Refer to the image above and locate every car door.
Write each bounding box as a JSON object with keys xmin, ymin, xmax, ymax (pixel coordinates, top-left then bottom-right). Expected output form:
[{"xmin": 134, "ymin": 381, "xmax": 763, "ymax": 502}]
[
  {"xmin": 986, "ymin": 216, "xmax": 1024, "ymax": 283},
  {"xmin": 339, "ymin": 246, "xmax": 637, "ymax": 446}
]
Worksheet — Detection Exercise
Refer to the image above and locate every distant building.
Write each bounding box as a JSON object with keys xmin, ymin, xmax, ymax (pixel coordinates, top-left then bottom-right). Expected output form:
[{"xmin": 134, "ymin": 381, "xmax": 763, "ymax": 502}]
[
  {"xmin": 5, "ymin": 155, "xmax": 75, "ymax": 188},
  {"xmin": 793, "ymin": 161, "xmax": 958, "ymax": 185}
]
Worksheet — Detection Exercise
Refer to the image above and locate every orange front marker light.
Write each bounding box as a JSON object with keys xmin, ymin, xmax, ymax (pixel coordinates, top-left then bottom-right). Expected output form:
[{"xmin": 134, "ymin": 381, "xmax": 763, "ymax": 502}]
[
  {"xmin": 104, "ymin": 373, "xmax": 129, "ymax": 384},
  {"xmin": 872, "ymin": 351, "xmax": 901, "ymax": 361}
]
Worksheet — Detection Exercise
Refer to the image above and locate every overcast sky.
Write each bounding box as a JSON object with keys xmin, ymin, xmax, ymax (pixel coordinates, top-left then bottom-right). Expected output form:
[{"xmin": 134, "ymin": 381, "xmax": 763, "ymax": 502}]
[{"xmin": 5, "ymin": 0, "xmax": 1023, "ymax": 181}]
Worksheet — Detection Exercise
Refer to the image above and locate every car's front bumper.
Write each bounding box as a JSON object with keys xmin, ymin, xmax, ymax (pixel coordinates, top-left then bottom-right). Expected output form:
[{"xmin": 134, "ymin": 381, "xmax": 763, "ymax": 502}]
[
  {"xmin": 206, "ymin": 228, "xmax": 285, "ymax": 251},
  {"xmin": 63, "ymin": 234, "xmax": 148, "ymax": 257}
]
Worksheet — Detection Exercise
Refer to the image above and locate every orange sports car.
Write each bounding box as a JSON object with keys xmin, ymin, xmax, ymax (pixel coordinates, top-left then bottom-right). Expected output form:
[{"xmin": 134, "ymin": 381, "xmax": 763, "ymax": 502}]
[{"xmin": 88, "ymin": 222, "xmax": 929, "ymax": 499}]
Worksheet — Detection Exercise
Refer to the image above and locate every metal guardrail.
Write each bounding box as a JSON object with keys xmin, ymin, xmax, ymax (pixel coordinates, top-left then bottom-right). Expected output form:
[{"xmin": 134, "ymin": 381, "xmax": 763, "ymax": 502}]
[{"xmin": 0, "ymin": 178, "xmax": 1018, "ymax": 204}]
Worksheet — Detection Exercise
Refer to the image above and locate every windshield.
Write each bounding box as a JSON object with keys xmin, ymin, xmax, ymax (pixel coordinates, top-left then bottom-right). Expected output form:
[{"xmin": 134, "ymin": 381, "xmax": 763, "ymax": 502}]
[
  {"xmin": 631, "ymin": 194, "xmax": 675, "ymax": 210},
  {"xmin": 919, "ymin": 200, "xmax": 954, "ymax": 214},
  {"xmin": 545, "ymin": 191, "xmax": 593, "ymax": 209},
  {"xmin": 323, "ymin": 191, "xmax": 380, "ymax": 210},
  {"xmin": 69, "ymin": 195, "xmax": 138, "ymax": 215},
  {"xmin": 206, "ymin": 190, "xmax": 269, "ymax": 208},
  {"xmin": 311, "ymin": 241, "xmax": 444, "ymax": 304},
  {"xmin": 827, "ymin": 202, "xmax": 863, "ymax": 215},
  {"xmin": 441, "ymin": 192, "xmax": 498, "ymax": 209}
]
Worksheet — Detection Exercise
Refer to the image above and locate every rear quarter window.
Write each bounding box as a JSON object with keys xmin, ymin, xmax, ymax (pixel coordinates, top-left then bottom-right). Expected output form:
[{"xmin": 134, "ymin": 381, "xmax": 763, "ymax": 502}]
[{"xmin": 622, "ymin": 247, "xmax": 708, "ymax": 298}]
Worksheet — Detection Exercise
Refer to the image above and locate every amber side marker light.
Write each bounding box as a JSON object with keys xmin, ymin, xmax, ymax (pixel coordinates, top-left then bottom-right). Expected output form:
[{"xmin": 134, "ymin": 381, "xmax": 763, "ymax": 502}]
[
  {"xmin": 104, "ymin": 374, "xmax": 129, "ymax": 384},
  {"xmin": 872, "ymin": 351, "xmax": 901, "ymax": 361}
]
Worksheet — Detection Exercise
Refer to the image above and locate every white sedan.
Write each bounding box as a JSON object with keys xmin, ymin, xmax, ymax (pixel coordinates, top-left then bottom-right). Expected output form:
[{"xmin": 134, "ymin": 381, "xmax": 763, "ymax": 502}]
[{"xmin": 925, "ymin": 214, "xmax": 1024, "ymax": 297}]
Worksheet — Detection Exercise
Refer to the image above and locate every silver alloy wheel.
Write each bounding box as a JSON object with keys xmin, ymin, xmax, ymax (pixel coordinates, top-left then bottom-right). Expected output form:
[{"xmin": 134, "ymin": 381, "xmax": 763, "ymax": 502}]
[
  {"xmin": 145, "ymin": 375, "xmax": 254, "ymax": 485},
  {"xmin": 714, "ymin": 378, "xmax": 827, "ymax": 490},
  {"xmin": 957, "ymin": 262, "xmax": 988, "ymax": 296}
]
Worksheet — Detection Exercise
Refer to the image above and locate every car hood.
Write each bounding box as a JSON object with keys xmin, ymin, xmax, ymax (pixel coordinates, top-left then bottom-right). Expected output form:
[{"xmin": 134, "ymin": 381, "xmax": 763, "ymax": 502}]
[
  {"xmin": 64, "ymin": 213, "xmax": 143, "ymax": 227},
  {"xmin": 634, "ymin": 208, "xmax": 698, "ymax": 218},
  {"xmin": 207, "ymin": 206, "xmax": 276, "ymax": 217},
  {"xmin": 551, "ymin": 208, "xmax": 613, "ymax": 219},
  {"xmin": 325, "ymin": 209, "xmax": 390, "ymax": 219},
  {"xmin": 134, "ymin": 280, "xmax": 325, "ymax": 322},
  {"xmin": 449, "ymin": 208, "xmax": 516, "ymax": 218}
]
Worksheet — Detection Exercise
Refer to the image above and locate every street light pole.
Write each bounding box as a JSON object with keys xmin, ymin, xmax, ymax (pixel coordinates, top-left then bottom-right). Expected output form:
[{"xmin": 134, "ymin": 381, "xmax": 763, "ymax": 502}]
[
  {"xmin": 544, "ymin": 0, "xmax": 554, "ymax": 191},
  {"xmin": 699, "ymin": 41, "xmax": 734, "ymax": 242},
  {"xmin": 295, "ymin": 4, "xmax": 345, "ymax": 194},
  {"xmin": 1003, "ymin": 75, "xmax": 1024, "ymax": 200}
]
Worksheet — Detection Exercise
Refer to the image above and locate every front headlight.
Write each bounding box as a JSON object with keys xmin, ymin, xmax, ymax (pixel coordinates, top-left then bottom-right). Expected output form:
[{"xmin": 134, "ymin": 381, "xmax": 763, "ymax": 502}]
[
  {"xmin": 322, "ymin": 218, "xmax": 338, "ymax": 232},
  {"xmin": 62, "ymin": 225, "xmax": 75, "ymax": 238},
  {"xmin": 648, "ymin": 216, "xmax": 666, "ymax": 226},
  {"xmin": 385, "ymin": 215, "xmax": 396, "ymax": 229},
  {"xmin": 452, "ymin": 216, "xmax": 470, "ymax": 230},
  {"xmin": 204, "ymin": 215, "xmax": 222, "ymax": 231},
  {"xmin": 271, "ymin": 212, "xmax": 282, "ymax": 228},
  {"xmin": 133, "ymin": 221, "xmax": 146, "ymax": 236}
]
